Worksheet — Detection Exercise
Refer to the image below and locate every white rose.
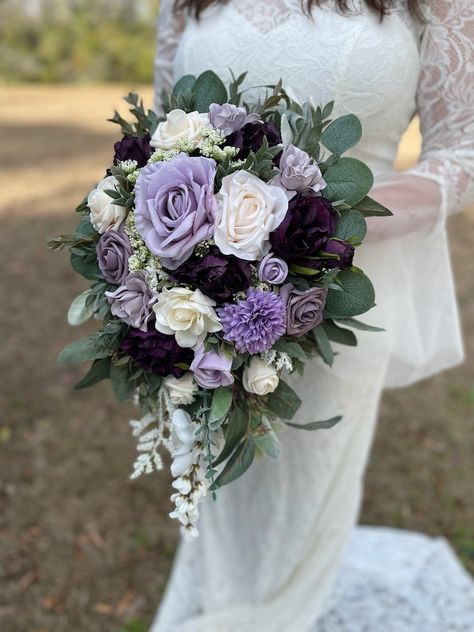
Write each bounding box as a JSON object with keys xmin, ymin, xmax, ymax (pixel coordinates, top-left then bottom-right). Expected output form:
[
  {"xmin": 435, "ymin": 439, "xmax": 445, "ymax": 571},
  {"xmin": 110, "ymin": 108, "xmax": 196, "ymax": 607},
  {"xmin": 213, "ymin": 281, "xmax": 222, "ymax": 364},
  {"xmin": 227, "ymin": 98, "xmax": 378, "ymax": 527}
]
[
  {"xmin": 242, "ymin": 357, "xmax": 279, "ymax": 396},
  {"xmin": 153, "ymin": 287, "xmax": 222, "ymax": 349},
  {"xmin": 87, "ymin": 175, "xmax": 127, "ymax": 233},
  {"xmin": 151, "ymin": 109, "xmax": 210, "ymax": 151},
  {"xmin": 214, "ymin": 170, "xmax": 288, "ymax": 261},
  {"xmin": 164, "ymin": 373, "xmax": 198, "ymax": 406}
]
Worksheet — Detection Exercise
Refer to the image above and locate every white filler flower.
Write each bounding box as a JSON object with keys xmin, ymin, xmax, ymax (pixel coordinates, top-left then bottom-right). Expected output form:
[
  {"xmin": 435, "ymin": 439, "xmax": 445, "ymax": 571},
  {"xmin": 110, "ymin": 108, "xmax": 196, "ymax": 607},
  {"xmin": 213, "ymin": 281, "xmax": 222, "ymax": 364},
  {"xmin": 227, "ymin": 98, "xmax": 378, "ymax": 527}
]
[
  {"xmin": 243, "ymin": 356, "xmax": 280, "ymax": 396},
  {"xmin": 87, "ymin": 175, "xmax": 127, "ymax": 233},
  {"xmin": 151, "ymin": 109, "xmax": 210, "ymax": 151}
]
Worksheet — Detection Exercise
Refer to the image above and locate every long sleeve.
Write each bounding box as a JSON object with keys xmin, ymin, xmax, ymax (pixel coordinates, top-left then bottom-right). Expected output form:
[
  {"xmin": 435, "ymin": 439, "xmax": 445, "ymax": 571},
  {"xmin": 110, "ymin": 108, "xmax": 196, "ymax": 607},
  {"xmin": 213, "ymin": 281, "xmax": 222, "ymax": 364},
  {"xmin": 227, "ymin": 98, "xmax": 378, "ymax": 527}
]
[
  {"xmin": 368, "ymin": 0, "xmax": 474, "ymax": 240},
  {"xmin": 154, "ymin": 0, "xmax": 186, "ymax": 112}
]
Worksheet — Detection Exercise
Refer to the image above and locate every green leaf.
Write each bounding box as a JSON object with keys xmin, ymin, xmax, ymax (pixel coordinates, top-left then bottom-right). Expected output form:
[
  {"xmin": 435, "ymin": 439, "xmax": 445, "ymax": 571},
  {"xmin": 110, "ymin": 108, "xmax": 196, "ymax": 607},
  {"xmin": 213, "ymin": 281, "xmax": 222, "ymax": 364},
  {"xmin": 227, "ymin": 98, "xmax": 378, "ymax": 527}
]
[
  {"xmin": 323, "ymin": 157, "xmax": 374, "ymax": 206},
  {"xmin": 213, "ymin": 406, "xmax": 248, "ymax": 467},
  {"xmin": 192, "ymin": 70, "xmax": 228, "ymax": 112},
  {"xmin": 273, "ymin": 338, "xmax": 308, "ymax": 360},
  {"xmin": 352, "ymin": 195, "xmax": 393, "ymax": 217},
  {"xmin": 67, "ymin": 290, "xmax": 96, "ymax": 326},
  {"xmin": 253, "ymin": 418, "xmax": 280, "ymax": 459},
  {"xmin": 209, "ymin": 386, "xmax": 233, "ymax": 428},
  {"xmin": 312, "ymin": 324, "xmax": 334, "ymax": 366},
  {"xmin": 172, "ymin": 74, "xmax": 196, "ymax": 97},
  {"xmin": 324, "ymin": 269, "xmax": 376, "ymax": 318},
  {"xmin": 335, "ymin": 317, "xmax": 384, "ymax": 332},
  {"xmin": 70, "ymin": 250, "xmax": 100, "ymax": 280},
  {"xmin": 265, "ymin": 380, "xmax": 302, "ymax": 420},
  {"xmin": 75, "ymin": 357, "xmax": 111, "ymax": 389},
  {"xmin": 321, "ymin": 114, "xmax": 362, "ymax": 154},
  {"xmin": 58, "ymin": 338, "xmax": 108, "ymax": 365},
  {"xmin": 215, "ymin": 435, "xmax": 255, "ymax": 488},
  {"xmin": 322, "ymin": 320, "xmax": 357, "ymax": 346},
  {"xmin": 285, "ymin": 416, "xmax": 343, "ymax": 431},
  {"xmin": 334, "ymin": 209, "xmax": 367, "ymax": 244},
  {"xmin": 110, "ymin": 364, "xmax": 136, "ymax": 402},
  {"xmin": 289, "ymin": 262, "xmax": 319, "ymax": 276}
]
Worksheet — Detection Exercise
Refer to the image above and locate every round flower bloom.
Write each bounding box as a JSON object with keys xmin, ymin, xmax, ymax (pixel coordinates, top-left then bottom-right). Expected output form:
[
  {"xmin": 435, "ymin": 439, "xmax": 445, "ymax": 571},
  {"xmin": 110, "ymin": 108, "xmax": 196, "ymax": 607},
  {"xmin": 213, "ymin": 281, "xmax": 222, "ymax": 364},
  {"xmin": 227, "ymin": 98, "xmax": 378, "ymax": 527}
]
[
  {"xmin": 113, "ymin": 134, "xmax": 152, "ymax": 167},
  {"xmin": 257, "ymin": 253, "xmax": 288, "ymax": 285},
  {"xmin": 320, "ymin": 238, "xmax": 355, "ymax": 270},
  {"xmin": 87, "ymin": 175, "xmax": 127, "ymax": 234},
  {"xmin": 96, "ymin": 227, "xmax": 132, "ymax": 285},
  {"xmin": 228, "ymin": 121, "xmax": 281, "ymax": 159},
  {"xmin": 242, "ymin": 357, "xmax": 279, "ymax": 396},
  {"xmin": 214, "ymin": 170, "xmax": 288, "ymax": 261},
  {"xmin": 164, "ymin": 373, "xmax": 198, "ymax": 405},
  {"xmin": 134, "ymin": 155, "xmax": 218, "ymax": 270},
  {"xmin": 209, "ymin": 103, "xmax": 262, "ymax": 136},
  {"xmin": 153, "ymin": 287, "xmax": 222, "ymax": 349},
  {"xmin": 150, "ymin": 109, "xmax": 210, "ymax": 151},
  {"xmin": 218, "ymin": 288, "xmax": 286, "ymax": 355},
  {"xmin": 272, "ymin": 144, "xmax": 326, "ymax": 198},
  {"xmin": 169, "ymin": 246, "xmax": 252, "ymax": 304},
  {"xmin": 106, "ymin": 273, "xmax": 157, "ymax": 331},
  {"xmin": 121, "ymin": 329, "xmax": 193, "ymax": 376},
  {"xmin": 279, "ymin": 283, "xmax": 328, "ymax": 336},
  {"xmin": 270, "ymin": 193, "xmax": 336, "ymax": 261},
  {"xmin": 190, "ymin": 345, "xmax": 234, "ymax": 389}
]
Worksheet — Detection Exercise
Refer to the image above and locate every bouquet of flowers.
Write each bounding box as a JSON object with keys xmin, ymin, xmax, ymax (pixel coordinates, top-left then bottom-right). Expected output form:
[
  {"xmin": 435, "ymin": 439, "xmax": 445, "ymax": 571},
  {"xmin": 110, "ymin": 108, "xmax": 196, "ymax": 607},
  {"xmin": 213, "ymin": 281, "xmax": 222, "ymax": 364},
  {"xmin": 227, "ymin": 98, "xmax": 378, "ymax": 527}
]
[{"xmin": 50, "ymin": 70, "xmax": 391, "ymax": 536}]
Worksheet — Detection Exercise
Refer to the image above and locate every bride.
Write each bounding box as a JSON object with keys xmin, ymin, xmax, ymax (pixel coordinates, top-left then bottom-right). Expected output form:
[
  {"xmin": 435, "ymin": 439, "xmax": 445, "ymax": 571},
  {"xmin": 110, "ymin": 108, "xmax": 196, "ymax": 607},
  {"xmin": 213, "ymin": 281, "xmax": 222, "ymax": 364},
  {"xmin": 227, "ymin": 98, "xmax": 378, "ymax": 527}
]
[{"xmin": 150, "ymin": 1, "xmax": 474, "ymax": 630}]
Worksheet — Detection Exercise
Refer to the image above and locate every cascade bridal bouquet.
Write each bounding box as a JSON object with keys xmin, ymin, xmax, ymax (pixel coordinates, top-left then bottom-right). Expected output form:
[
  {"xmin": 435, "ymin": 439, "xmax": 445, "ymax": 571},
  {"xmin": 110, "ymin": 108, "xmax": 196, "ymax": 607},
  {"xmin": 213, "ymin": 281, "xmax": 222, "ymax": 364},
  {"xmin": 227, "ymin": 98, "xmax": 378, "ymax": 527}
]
[{"xmin": 50, "ymin": 70, "xmax": 392, "ymax": 536}]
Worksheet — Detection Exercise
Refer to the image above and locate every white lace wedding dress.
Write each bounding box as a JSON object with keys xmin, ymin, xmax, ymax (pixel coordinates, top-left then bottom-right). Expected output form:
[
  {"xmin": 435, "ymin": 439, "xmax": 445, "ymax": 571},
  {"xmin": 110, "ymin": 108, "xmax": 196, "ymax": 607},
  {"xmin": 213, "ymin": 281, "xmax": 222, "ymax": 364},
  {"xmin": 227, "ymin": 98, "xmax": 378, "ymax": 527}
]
[{"xmin": 150, "ymin": 1, "xmax": 474, "ymax": 630}]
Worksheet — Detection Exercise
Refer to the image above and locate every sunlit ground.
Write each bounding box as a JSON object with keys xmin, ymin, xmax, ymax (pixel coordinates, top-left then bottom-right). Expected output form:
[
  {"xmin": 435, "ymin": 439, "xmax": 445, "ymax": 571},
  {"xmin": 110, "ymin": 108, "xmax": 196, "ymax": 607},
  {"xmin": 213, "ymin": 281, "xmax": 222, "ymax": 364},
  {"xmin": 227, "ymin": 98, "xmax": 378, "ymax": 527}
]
[{"xmin": 1, "ymin": 85, "xmax": 473, "ymax": 632}]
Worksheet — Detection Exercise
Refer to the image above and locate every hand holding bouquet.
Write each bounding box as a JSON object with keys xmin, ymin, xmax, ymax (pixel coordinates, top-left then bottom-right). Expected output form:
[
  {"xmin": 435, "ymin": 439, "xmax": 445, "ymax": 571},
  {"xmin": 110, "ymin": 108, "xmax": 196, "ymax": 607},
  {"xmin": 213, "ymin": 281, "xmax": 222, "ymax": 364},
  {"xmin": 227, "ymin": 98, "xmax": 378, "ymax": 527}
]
[{"xmin": 50, "ymin": 71, "xmax": 391, "ymax": 536}]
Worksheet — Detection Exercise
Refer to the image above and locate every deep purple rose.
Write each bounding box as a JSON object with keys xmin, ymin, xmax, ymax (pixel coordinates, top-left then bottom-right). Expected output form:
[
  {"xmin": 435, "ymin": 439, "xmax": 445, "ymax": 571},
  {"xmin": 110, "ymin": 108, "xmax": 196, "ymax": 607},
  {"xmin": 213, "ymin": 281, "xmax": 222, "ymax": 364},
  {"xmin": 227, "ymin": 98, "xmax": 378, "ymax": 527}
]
[
  {"xmin": 96, "ymin": 227, "xmax": 132, "ymax": 285},
  {"xmin": 257, "ymin": 253, "xmax": 288, "ymax": 285},
  {"xmin": 270, "ymin": 193, "xmax": 336, "ymax": 261},
  {"xmin": 321, "ymin": 239, "xmax": 355, "ymax": 270},
  {"xmin": 190, "ymin": 345, "xmax": 234, "ymax": 389},
  {"xmin": 228, "ymin": 121, "xmax": 281, "ymax": 159},
  {"xmin": 121, "ymin": 329, "xmax": 193, "ymax": 377},
  {"xmin": 113, "ymin": 134, "xmax": 152, "ymax": 167},
  {"xmin": 134, "ymin": 154, "xmax": 218, "ymax": 270},
  {"xmin": 105, "ymin": 272, "xmax": 157, "ymax": 332},
  {"xmin": 280, "ymin": 283, "xmax": 328, "ymax": 336},
  {"xmin": 169, "ymin": 246, "xmax": 251, "ymax": 304}
]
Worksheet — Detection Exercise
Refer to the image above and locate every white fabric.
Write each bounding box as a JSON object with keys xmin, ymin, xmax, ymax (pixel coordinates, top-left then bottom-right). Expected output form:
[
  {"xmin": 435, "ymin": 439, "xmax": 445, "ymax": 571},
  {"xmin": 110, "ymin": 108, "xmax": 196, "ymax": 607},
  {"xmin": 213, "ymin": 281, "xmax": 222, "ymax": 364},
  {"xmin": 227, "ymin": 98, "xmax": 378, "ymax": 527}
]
[{"xmin": 151, "ymin": 1, "xmax": 474, "ymax": 630}]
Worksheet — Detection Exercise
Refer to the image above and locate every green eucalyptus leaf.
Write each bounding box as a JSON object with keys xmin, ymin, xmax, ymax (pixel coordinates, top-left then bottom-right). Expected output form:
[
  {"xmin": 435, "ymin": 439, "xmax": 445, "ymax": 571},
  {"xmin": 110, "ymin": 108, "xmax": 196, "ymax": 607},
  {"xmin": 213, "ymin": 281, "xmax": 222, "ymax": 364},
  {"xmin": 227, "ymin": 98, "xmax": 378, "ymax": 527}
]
[
  {"xmin": 334, "ymin": 209, "xmax": 367, "ymax": 244},
  {"xmin": 335, "ymin": 317, "xmax": 384, "ymax": 332},
  {"xmin": 67, "ymin": 290, "xmax": 96, "ymax": 326},
  {"xmin": 213, "ymin": 406, "xmax": 248, "ymax": 467},
  {"xmin": 322, "ymin": 320, "xmax": 357, "ymax": 346},
  {"xmin": 321, "ymin": 114, "xmax": 362, "ymax": 154},
  {"xmin": 173, "ymin": 74, "xmax": 196, "ymax": 97},
  {"xmin": 209, "ymin": 385, "xmax": 233, "ymax": 427},
  {"xmin": 352, "ymin": 195, "xmax": 393, "ymax": 217},
  {"xmin": 253, "ymin": 419, "xmax": 280, "ymax": 459},
  {"xmin": 265, "ymin": 380, "xmax": 302, "ymax": 420},
  {"xmin": 70, "ymin": 250, "xmax": 100, "ymax": 281},
  {"xmin": 324, "ymin": 269, "xmax": 376, "ymax": 318},
  {"xmin": 215, "ymin": 435, "xmax": 255, "ymax": 487},
  {"xmin": 285, "ymin": 416, "xmax": 343, "ymax": 431},
  {"xmin": 192, "ymin": 70, "xmax": 228, "ymax": 112},
  {"xmin": 75, "ymin": 357, "xmax": 111, "ymax": 389},
  {"xmin": 58, "ymin": 338, "xmax": 108, "ymax": 365},
  {"xmin": 110, "ymin": 364, "xmax": 136, "ymax": 402},
  {"xmin": 312, "ymin": 324, "xmax": 334, "ymax": 366},
  {"xmin": 323, "ymin": 157, "xmax": 374, "ymax": 206}
]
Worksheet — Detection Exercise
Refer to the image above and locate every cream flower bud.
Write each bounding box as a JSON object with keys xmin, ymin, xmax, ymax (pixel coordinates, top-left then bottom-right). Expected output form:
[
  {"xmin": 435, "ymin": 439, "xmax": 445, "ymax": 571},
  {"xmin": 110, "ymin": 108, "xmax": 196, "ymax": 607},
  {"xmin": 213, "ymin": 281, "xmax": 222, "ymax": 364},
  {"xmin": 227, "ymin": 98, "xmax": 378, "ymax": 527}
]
[
  {"xmin": 87, "ymin": 175, "xmax": 127, "ymax": 233},
  {"xmin": 151, "ymin": 109, "xmax": 210, "ymax": 151},
  {"xmin": 242, "ymin": 357, "xmax": 279, "ymax": 396},
  {"xmin": 164, "ymin": 373, "xmax": 198, "ymax": 406}
]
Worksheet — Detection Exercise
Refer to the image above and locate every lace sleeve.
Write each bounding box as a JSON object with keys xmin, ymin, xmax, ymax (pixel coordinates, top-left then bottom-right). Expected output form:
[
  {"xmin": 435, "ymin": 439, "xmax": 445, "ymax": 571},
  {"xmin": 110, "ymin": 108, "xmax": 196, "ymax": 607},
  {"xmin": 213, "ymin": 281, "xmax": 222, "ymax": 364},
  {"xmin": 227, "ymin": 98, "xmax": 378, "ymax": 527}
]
[
  {"xmin": 154, "ymin": 0, "xmax": 186, "ymax": 112},
  {"xmin": 368, "ymin": 0, "xmax": 474, "ymax": 240}
]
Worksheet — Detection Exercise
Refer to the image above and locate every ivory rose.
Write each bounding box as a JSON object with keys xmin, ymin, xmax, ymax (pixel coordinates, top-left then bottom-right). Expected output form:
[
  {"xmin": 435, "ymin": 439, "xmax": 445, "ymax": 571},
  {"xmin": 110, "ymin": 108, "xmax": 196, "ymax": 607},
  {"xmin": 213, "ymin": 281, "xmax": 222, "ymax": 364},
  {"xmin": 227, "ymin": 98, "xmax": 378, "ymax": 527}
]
[
  {"xmin": 242, "ymin": 357, "xmax": 279, "ymax": 396},
  {"xmin": 153, "ymin": 287, "xmax": 222, "ymax": 348},
  {"xmin": 87, "ymin": 175, "xmax": 127, "ymax": 233},
  {"xmin": 214, "ymin": 171, "xmax": 288, "ymax": 261},
  {"xmin": 151, "ymin": 109, "xmax": 210, "ymax": 151},
  {"xmin": 164, "ymin": 373, "xmax": 198, "ymax": 405}
]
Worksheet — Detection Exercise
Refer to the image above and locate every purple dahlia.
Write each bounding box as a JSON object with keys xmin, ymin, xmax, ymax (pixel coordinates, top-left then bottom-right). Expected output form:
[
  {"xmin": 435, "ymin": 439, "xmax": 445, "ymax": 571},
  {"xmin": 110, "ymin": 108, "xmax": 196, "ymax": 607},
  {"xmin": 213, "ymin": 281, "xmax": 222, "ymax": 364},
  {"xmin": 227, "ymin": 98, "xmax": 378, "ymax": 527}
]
[
  {"xmin": 121, "ymin": 329, "xmax": 194, "ymax": 377},
  {"xmin": 113, "ymin": 134, "xmax": 152, "ymax": 167},
  {"xmin": 228, "ymin": 121, "xmax": 281, "ymax": 160},
  {"xmin": 217, "ymin": 288, "xmax": 286, "ymax": 355}
]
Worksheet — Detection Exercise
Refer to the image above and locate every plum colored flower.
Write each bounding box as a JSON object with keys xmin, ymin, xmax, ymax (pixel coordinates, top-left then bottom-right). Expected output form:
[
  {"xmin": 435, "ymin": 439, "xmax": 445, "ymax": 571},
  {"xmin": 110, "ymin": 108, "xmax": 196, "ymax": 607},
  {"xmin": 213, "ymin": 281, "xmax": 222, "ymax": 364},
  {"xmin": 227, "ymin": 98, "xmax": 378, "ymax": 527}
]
[
  {"xmin": 270, "ymin": 193, "xmax": 336, "ymax": 261},
  {"xmin": 272, "ymin": 144, "xmax": 326, "ymax": 198},
  {"xmin": 320, "ymin": 238, "xmax": 355, "ymax": 270},
  {"xmin": 169, "ymin": 246, "xmax": 251, "ymax": 303},
  {"xmin": 113, "ymin": 134, "xmax": 152, "ymax": 167},
  {"xmin": 218, "ymin": 288, "xmax": 286, "ymax": 355},
  {"xmin": 96, "ymin": 227, "xmax": 132, "ymax": 285},
  {"xmin": 280, "ymin": 283, "xmax": 328, "ymax": 336},
  {"xmin": 134, "ymin": 155, "xmax": 218, "ymax": 269},
  {"xmin": 257, "ymin": 253, "xmax": 288, "ymax": 285},
  {"xmin": 190, "ymin": 345, "xmax": 234, "ymax": 389},
  {"xmin": 209, "ymin": 103, "xmax": 262, "ymax": 136},
  {"xmin": 121, "ymin": 329, "xmax": 194, "ymax": 376},
  {"xmin": 228, "ymin": 121, "xmax": 281, "ymax": 159},
  {"xmin": 106, "ymin": 272, "xmax": 157, "ymax": 331}
]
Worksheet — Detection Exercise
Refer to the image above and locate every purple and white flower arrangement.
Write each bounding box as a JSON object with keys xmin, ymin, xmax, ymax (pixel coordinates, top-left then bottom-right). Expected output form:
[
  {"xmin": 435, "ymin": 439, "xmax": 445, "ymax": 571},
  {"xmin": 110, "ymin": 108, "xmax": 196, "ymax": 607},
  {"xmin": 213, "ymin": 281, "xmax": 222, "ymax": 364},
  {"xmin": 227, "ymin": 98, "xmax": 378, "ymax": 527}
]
[{"xmin": 50, "ymin": 72, "xmax": 392, "ymax": 537}]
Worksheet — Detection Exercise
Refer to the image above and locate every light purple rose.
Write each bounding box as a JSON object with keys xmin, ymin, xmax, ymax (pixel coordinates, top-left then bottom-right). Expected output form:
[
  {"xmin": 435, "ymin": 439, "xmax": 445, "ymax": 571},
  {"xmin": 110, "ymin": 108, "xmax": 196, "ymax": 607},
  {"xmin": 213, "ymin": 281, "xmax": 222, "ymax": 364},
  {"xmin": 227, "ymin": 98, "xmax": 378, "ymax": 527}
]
[
  {"xmin": 280, "ymin": 283, "xmax": 328, "ymax": 336},
  {"xmin": 257, "ymin": 253, "xmax": 288, "ymax": 285},
  {"xmin": 96, "ymin": 227, "xmax": 132, "ymax": 285},
  {"xmin": 189, "ymin": 345, "xmax": 234, "ymax": 389},
  {"xmin": 134, "ymin": 154, "xmax": 218, "ymax": 270},
  {"xmin": 209, "ymin": 103, "xmax": 262, "ymax": 136},
  {"xmin": 273, "ymin": 145, "xmax": 326, "ymax": 199},
  {"xmin": 106, "ymin": 272, "xmax": 157, "ymax": 331}
]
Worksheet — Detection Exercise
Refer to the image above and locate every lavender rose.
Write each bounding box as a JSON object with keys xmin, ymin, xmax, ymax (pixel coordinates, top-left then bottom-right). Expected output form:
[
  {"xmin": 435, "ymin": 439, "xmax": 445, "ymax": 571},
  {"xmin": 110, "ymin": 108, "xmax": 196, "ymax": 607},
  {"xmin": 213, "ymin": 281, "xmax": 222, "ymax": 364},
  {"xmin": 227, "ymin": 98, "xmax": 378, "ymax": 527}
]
[
  {"xmin": 134, "ymin": 155, "xmax": 218, "ymax": 269},
  {"xmin": 121, "ymin": 329, "xmax": 193, "ymax": 376},
  {"xmin": 257, "ymin": 253, "xmax": 288, "ymax": 285},
  {"xmin": 190, "ymin": 345, "xmax": 234, "ymax": 389},
  {"xmin": 273, "ymin": 144, "xmax": 326, "ymax": 198},
  {"xmin": 209, "ymin": 103, "xmax": 262, "ymax": 136},
  {"xmin": 106, "ymin": 272, "xmax": 157, "ymax": 331},
  {"xmin": 321, "ymin": 239, "xmax": 355, "ymax": 270},
  {"xmin": 280, "ymin": 283, "xmax": 328, "ymax": 336},
  {"xmin": 113, "ymin": 134, "xmax": 152, "ymax": 167},
  {"xmin": 96, "ymin": 227, "xmax": 132, "ymax": 285},
  {"xmin": 228, "ymin": 121, "xmax": 281, "ymax": 159}
]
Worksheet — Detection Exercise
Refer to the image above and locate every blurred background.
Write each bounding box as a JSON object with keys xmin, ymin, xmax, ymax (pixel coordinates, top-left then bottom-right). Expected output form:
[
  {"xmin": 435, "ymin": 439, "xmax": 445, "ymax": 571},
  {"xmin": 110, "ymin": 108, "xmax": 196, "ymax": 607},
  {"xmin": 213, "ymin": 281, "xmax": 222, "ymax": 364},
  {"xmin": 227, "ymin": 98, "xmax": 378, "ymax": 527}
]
[{"xmin": 0, "ymin": 1, "xmax": 473, "ymax": 630}]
